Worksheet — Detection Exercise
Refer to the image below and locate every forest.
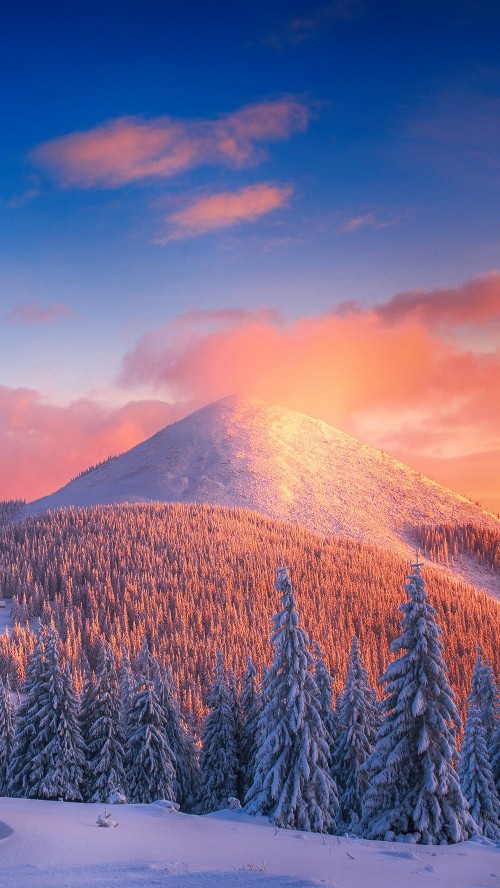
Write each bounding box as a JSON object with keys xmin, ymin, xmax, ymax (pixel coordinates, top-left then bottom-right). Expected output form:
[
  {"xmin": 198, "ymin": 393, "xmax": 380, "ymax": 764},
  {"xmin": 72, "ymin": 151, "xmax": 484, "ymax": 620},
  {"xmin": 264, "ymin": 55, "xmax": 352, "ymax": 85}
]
[{"xmin": 0, "ymin": 502, "xmax": 498, "ymax": 724}]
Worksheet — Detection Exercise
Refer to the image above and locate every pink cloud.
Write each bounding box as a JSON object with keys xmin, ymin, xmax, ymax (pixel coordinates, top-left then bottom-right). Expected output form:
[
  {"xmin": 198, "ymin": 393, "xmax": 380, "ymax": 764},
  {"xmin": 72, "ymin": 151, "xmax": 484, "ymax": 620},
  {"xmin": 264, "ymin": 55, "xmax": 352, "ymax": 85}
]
[
  {"xmin": 5, "ymin": 301, "xmax": 80, "ymax": 325},
  {"xmin": 120, "ymin": 274, "xmax": 500, "ymax": 510},
  {"xmin": 2, "ymin": 274, "xmax": 499, "ymax": 511},
  {"xmin": 30, "ymin": 99, "xmax": 309, "ymax": 188},
  {"xmin": 377, "ymin": 270, "xmax": 500, "ymax": 328},
  {"xmin": 0, "ymin": 387, "xmax": 177, "ymax": 501},
  {"xmin": 159, "ymin": 183, "xmax": 293, "ymax": 240}
]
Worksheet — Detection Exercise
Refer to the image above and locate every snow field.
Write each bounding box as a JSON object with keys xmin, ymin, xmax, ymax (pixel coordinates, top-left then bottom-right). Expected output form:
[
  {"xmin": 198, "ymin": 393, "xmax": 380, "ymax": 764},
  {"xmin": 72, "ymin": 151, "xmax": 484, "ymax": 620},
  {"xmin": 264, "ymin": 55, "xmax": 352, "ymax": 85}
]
[{"xmin": 0, "ymin": 798, "xmax": 498, "ymax": 888}]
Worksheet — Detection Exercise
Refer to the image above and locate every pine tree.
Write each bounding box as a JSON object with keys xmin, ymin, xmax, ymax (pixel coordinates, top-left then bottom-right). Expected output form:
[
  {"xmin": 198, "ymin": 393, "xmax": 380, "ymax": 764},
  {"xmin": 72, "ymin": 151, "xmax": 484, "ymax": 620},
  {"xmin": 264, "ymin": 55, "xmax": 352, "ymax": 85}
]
[
  {"xmin": 79, "ymin": 663, "xmax": 98, "ymax": 794},
  {"xmin": 312, "ymin": 641, "xmax": 338, "ymax": 752},
  {"xmin": 239, "ymin": 655, "xmax": 261, "ymax": 799},
  {"xmin": 228, "ymin": 666, "xmax": 242, "ymax": 756},
  {"xmin": 199, "ymin": 650, "xmax": 238, "ymax": 813},
  {"xmin": 8, "ymin": 622, "xmax": 47, "ymax": 797},
  {"xmin": 334, "ymin": 636, "xmax": 377, "ymax": 832},
  {"xmin": 361, "ymin": 558, "xmax": 475, "ymax": 844},
  {"xmin": 244, "ymin": 568, "xmax": 338, "ymax": 833},
  {"xmin": 0, "ymin": 676, "xmax": 14, "ymax": 795},
  {"xmin": 126, "ymin": 646, "xmax": 175, "ymax": 804},
  {"xmin": 9, "ymin": 624, "xmax": 85, "ymax": 800},
  {"xmin": 468, "ymin": 651, "xmax": 499, "ymax": 749},
  {"xmin": 86, "ymin": 641, "xmax": 126, "ymax": 803},
  {"xmin": 489, "ymin": 721, "xmax": 500, "ymax": 798},
  {"xmin": 118, "ymin": 647, "xmax": 135, "ymax": 739},
  {"xmin": 459, "ymin": 704, "xmax": 500, "ymax": 839},
  {"xmin": 155, "ymin": 665, "xmax": 198, "ymax": 810}
]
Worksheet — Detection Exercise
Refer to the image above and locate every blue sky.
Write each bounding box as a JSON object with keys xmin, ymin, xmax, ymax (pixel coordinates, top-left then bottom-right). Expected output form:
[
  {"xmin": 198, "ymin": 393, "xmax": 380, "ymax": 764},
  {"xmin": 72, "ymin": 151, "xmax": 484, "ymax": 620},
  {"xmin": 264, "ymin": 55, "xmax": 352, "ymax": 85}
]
[{"xmin": 0, "ymin": 1, "xmax": 499, "ymax": 507}]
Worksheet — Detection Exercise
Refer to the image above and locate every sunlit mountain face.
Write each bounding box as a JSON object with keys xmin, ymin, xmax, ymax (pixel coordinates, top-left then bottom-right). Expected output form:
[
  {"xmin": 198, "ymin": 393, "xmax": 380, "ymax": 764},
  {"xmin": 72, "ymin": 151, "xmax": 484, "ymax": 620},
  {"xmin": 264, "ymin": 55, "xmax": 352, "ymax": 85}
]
[{"xmin": 19, "ymin": 396, "xmax": 499, "ymax": 598}]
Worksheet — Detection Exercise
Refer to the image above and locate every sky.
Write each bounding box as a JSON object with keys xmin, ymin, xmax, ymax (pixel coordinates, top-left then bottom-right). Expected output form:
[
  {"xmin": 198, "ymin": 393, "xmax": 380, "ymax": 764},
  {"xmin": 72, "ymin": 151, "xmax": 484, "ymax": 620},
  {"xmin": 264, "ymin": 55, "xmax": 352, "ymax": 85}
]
[{"xmin": 1, "ymin": 0, "xmax": 499, "ymax": 512}]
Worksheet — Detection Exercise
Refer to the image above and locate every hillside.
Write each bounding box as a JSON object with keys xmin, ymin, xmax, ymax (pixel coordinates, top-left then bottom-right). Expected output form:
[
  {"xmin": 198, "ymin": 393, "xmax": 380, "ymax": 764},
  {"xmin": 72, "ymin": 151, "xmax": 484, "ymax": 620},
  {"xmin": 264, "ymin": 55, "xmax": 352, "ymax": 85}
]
[
  {"xmin": 1, "ymin": 798, "xmax": 498, "ymax": 888},
  {"xmin": 0, "ymin": 503, "xmax": 497, "ymax": 721},
  {"xmin": 20, "ymin": 396, "xmax": 499, "ymax": 597}
]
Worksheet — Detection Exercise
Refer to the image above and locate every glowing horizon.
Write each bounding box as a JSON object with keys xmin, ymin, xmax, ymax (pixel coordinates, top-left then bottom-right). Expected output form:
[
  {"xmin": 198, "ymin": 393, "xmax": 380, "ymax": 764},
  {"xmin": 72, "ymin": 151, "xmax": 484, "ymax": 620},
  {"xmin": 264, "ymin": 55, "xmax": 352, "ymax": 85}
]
[{"xmin": 1, "ymin": 2, "xmax": 499, "ymax": 512}]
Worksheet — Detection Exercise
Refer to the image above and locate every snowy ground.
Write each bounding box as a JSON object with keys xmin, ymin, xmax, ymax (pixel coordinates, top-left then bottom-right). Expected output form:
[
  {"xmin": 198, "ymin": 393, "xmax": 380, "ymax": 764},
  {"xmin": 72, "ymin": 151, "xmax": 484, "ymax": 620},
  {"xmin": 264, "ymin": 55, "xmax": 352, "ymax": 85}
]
[{"xmin": 0, "ymin": 798, "xmax": 498, "ymax": 888}]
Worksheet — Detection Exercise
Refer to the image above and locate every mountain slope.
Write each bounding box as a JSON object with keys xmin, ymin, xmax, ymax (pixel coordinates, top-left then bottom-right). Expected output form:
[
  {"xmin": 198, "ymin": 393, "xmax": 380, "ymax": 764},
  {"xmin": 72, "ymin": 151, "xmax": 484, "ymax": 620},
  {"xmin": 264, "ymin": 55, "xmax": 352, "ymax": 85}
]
[
  {"xmin": 2, "ymin": 503, "xmax": 498, "ymax": 715},
  {"xmin": 22, "ymin": 396, "xmax": 498, "ymax": 593}
]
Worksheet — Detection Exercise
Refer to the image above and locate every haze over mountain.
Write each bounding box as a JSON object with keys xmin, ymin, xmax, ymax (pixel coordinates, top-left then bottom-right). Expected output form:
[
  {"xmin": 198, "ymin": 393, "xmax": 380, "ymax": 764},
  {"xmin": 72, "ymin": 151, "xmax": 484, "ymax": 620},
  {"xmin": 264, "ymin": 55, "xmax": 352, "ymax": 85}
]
[{"xmin": 21, "ymin": 396, "xmax": 498, "ymax": 595}]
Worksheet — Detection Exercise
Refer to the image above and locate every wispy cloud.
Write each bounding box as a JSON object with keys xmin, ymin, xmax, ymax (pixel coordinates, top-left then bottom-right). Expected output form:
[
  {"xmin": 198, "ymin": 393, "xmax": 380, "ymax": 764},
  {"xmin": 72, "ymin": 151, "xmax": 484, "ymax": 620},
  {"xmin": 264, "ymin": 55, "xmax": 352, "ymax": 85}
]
[
  {"xmin": 266, "ymin": 1, "xmax": 365, "ymax": 48},
  {"xmin": 31, "ymin": 99, "xmax": 310, "ymax": 189},
  {"xmin": 158, "ymin": 183, "xmax": 293, "ymax": 241},
  {"xmin": 5, "ymin": 301, "xmax": 80, "ymax": 325},
  {"xmin": 7, "ymin": 186, "xmax": 41, "ymax": 208},
  {"xmin": 340, "ymin": 212, "xmax": 396, "ymax": 233}
]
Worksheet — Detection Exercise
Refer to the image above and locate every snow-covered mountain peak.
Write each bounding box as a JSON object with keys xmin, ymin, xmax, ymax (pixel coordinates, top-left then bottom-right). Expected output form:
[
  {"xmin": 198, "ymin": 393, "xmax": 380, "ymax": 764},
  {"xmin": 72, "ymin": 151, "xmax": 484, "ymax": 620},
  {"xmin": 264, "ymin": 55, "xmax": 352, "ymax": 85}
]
[{"xmin": 21, "ymin": 396, "xmax": 498, "ymax": 593}]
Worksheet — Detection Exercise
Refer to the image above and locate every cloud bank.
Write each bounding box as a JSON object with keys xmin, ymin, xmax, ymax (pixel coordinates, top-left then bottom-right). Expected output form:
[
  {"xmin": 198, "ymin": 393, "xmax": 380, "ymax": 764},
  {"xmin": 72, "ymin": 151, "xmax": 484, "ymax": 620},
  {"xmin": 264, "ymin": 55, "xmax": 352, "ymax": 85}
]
[
  {"xmin": 1, "ymin": 273, "xmax": 498, "ymax": 511},
  {"xmin": 120, "ymin": 271, "xmax": 500, "ymax": 510},
  {"xmin": 0, "ymin": 389, "xmax": 176, "ymax": 502}
]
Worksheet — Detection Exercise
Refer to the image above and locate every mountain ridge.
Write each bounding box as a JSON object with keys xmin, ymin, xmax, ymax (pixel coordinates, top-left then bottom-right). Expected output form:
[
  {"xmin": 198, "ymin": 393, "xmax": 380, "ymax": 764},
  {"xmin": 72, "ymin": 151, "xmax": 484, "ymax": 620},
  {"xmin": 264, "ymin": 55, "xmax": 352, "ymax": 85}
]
[{"xmin": 21, "ymin": 395, "xmax": 499, "ymax": 596}]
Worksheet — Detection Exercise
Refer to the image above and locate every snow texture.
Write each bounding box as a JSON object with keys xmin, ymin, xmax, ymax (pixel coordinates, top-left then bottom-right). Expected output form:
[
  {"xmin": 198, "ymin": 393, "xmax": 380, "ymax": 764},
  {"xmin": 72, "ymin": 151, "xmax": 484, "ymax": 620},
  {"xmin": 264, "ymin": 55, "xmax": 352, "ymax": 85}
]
[
  {"xmin": 19, "ymin": 396, "xmax": 499, "ymax": 598},
  {"xmin": 0, "ymin": 797, "xmax": 498, "ymax": 888}
]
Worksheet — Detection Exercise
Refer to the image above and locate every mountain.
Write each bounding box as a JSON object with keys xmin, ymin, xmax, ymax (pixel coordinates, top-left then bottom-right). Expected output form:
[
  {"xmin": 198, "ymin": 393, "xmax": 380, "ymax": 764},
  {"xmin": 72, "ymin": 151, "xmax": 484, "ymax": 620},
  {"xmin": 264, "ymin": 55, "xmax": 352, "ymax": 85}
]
[{"xmin": 21, "ymin": 395, "xmax": 499, "ymax": 594}]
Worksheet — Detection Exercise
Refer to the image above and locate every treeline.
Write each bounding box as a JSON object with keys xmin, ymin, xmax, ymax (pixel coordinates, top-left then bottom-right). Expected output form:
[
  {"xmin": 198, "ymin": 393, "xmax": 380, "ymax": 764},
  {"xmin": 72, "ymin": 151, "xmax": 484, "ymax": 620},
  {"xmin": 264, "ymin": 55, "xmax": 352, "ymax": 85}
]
[
  {"xmin": 0, "ymin": 500, "xmax": 24, "ymax": 527},
  {"xmin": 69, "ymin": 453, "xmax": 119, "ymax": 483},
  {"xmin": 415, "ymin": 522, "xmax": 500, "ymax": 575},
  {"xmin": 0, "ymin": 503, "xmax": 498, "ymax": 723}
]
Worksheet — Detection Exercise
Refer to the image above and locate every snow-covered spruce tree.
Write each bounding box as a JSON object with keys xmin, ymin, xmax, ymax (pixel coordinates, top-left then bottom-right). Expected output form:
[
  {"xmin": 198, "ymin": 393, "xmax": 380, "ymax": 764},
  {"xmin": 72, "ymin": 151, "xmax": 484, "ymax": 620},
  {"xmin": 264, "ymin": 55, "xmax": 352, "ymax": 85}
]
[
  {"xmin": 239, "ymin": 655, "xmax": 262, "ymax": 799},
  {"xmin": 86, "ymin": 641, "xmax": 126, "ymax": 803},
  {"xmin": 0, "ymin": 675, "xmax": 14, "ymax": 795},
  {"xmin": 155, "ymin": 665, "xmax": 198, "ymax": 810},
  {"xmin": 244, "ymin": 568, "xmax": 338, "ymax": 833},
  {"xmin": 312, "ymin": 641, "xmax": 338, "ymax": 753},
  {"xmin": 118, "ymin": 647, "xmax": 135, "ymax": 739},
  {"xmin": 9, "ymin": 624, "xmax": 85, "ymax": 800},
  {"xmin": 489, "ymin": 721, "xmax": 500, "ymax": 798},
  {"xmin": 126, "ymin": 646, "xmax": 175, "ymax": 804},
  {"xmin": 361, "ymin": 558, "xmax": 475, "ymax": 844},
  {"xmin": 468, "ymin": 650, "xmax": 499, "ymax": 749},
  {"xmin": 79, "ymin": 663, "xmax": 97, "ymax": 771},
  {"xmin": 8, "ymin": 621, "xmax": 48, "ymax": 797},
  {"xmin": 459, "ymin": 703, "xmax": 500, "ymax": 839},
  {"xmin": 333, "ymin": 636, "xmax": 378, "ymax": 832},
  {"xmin": 198, "ymin": 650, "xmax": 239, "ymax": 813},
  {"xmin": 228, "ymin": 666, "xmax": 242, "ymax": 749}
]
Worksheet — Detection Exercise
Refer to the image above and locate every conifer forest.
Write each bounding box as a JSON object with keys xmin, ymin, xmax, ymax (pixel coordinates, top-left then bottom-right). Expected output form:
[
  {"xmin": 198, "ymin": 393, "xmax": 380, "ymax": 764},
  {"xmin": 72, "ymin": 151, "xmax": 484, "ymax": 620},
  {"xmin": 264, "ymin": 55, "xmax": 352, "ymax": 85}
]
[{"xmin": 0, "ymin": 501, "xmax": 499, "ymax": 843}]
